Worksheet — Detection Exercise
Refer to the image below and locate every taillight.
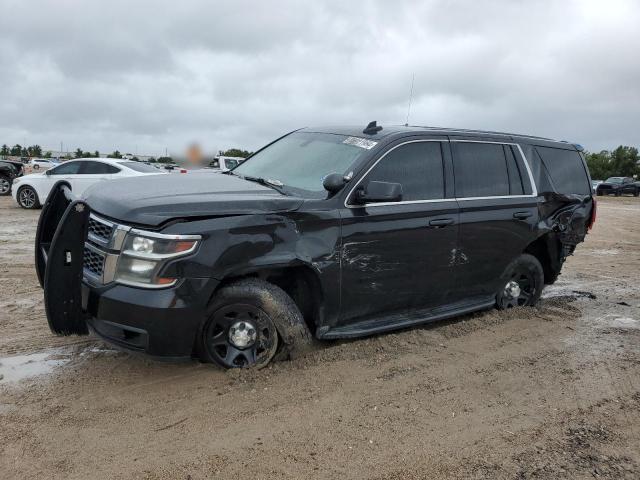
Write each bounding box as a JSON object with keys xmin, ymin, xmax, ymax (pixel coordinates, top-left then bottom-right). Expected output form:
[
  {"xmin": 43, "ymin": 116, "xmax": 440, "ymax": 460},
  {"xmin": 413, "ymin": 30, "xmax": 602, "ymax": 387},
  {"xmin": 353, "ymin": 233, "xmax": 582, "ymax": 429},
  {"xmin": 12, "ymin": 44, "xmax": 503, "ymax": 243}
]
[
  {"xmin": 588, "ymin": 198, "xmax": 597, "ymax": 231},
  {"xmin": 180, "ymin": 169, "xmax": 187, "ymax": 174}
]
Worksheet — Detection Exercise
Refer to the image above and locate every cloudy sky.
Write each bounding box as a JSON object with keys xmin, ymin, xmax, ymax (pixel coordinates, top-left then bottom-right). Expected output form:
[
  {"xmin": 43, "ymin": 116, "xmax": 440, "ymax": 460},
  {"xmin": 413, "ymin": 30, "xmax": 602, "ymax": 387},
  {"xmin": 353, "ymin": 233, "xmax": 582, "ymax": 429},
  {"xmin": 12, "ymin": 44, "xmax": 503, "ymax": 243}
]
[{"xmin": 1, "ymin": 0, "xmax": 639, "ymax": 157}]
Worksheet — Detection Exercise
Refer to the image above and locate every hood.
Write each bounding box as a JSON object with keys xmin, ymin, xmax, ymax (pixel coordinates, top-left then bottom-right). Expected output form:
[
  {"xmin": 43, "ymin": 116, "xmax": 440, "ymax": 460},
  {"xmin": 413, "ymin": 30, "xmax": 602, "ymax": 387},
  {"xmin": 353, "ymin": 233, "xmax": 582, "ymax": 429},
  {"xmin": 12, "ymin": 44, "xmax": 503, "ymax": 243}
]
[{"xmin": 83, "ymin": 172, "xmax": 304, "ymax": 226}]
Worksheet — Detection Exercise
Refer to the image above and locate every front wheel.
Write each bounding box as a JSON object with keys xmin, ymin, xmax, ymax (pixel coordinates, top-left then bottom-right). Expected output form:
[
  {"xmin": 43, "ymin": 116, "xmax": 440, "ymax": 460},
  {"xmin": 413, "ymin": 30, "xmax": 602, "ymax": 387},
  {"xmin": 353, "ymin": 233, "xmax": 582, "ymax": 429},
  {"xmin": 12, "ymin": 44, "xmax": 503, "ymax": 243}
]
[
  {"xmin": 197, "ymin": 278, "xmax": 312, "ymax": 369},
  {"xmin": 17, "ymin": 186, "xmax": 40, "ymax": 209},
  {"xmin": 496, "ymin": 254, "xmax": 544, "ymax": 309}
]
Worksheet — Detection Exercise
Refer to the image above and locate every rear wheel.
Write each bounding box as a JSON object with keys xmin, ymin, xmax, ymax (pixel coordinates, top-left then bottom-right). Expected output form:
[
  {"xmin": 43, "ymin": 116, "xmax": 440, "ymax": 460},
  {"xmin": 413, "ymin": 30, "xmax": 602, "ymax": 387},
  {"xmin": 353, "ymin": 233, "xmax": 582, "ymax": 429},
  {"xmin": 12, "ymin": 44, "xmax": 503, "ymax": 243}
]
[
  {"xmin": 0, "ymin": 175, "xmax": 11, "ymax": 196},
  {"xmin": 496, "ymin": 254, "xmax": 544, "ymax": 309},
  {"xmin": 198, "ymin": 278, "xmax": 312, "ymax": 369},
  {"xmin": 17, "ymin": 186, "xmax": 40, "ymax": 209}
]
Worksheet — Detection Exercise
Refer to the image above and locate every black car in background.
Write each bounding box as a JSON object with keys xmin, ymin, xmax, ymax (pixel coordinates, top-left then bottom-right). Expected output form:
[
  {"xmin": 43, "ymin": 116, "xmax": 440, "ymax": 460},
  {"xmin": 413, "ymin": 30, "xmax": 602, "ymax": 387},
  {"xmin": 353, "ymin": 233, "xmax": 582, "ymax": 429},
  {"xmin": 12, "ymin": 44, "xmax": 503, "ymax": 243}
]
[
  {"xmin": 596, "ymin": 176, "xmax": 639, "ymax": 196},
  {"xmin": 0, "ymin": 159, "xmax": 24, "ymax": 196},
  {"xmin": 36, "ymin": 123, "xmax": 595, "ymax": 368}
]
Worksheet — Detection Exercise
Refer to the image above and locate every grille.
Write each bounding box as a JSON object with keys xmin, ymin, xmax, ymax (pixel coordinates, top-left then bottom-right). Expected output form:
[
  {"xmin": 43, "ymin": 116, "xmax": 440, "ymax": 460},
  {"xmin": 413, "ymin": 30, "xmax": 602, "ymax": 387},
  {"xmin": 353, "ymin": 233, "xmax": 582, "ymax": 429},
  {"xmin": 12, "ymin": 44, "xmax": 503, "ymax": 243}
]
[
  {"xmin": 83, "ymin": 247, "xmax": 105, "ymax": 278},
  {"xmin": 88, "ymin": 217, "xmax": 114, "ymax": 243}
]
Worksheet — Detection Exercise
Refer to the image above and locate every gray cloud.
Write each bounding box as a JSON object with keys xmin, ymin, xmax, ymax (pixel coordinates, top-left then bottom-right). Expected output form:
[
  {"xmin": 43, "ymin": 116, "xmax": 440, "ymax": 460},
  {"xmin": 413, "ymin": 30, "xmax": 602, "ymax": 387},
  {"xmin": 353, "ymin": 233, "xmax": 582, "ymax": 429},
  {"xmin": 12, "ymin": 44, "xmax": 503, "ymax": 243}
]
[{"xmin": 1, "ymin": 0, "xmax": 639, "ymax": 156}]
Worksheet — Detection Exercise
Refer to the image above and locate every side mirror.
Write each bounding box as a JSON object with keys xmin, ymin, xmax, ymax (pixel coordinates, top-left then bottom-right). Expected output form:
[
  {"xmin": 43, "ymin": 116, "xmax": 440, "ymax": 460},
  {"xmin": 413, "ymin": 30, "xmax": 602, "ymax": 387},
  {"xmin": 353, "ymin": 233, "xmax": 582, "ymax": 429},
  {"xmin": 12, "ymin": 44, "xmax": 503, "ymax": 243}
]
[
  {"xmin": 323, "ymin": 173, "xmax": 346, "ymax": 194},
  {"xmin": 355, "ymin": 181, "xmax": 403, "ymax": 204},
  {"xmin": 45, "ymin": 169, "xmax": 52, "ymax": 175}
]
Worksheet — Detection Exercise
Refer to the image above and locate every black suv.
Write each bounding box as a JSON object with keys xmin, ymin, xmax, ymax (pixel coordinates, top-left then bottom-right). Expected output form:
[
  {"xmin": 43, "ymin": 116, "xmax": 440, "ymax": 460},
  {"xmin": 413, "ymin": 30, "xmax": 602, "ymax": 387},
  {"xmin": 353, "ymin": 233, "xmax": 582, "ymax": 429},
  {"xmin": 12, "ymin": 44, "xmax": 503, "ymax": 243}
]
[
  {"xmin": 595, "ymin": 176, "xmax": 639, "ymax": 197},
  {"xmin": 36, "ymin": 123, "xmax": 595, "ymax": 368}
]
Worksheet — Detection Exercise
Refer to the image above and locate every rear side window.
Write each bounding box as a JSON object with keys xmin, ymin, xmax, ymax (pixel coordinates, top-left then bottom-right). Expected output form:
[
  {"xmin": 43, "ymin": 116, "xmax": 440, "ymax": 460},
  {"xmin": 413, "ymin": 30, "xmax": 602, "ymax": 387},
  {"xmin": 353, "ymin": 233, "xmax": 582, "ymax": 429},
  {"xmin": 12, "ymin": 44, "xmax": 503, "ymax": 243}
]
[
  {"xmin": 452, "ymin": 143, "xmax": 510, "ymax": 197},
  {"xmin": 80, "ymin": 161, "xmax": 120, "ymax": 174},
  {"xmin": 504, "ymin": 145, "xmax": 524, "ymax": 195},
  {"xmin": 536, "ymin": 146, "xmax": 591, "ymax": 195},
  {"xmin": 365, "ymin": 141, "xmax": 444, "ymax": 201}
]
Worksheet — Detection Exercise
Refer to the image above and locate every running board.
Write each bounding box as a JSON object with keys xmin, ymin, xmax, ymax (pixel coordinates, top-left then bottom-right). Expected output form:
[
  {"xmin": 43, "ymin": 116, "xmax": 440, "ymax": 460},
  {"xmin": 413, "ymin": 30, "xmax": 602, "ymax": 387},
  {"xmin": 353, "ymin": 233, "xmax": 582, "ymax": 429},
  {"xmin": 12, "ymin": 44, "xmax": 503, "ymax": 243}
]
[{"xmin": 319, "ymin": 298, "xmax": 496, "ymax": 339}]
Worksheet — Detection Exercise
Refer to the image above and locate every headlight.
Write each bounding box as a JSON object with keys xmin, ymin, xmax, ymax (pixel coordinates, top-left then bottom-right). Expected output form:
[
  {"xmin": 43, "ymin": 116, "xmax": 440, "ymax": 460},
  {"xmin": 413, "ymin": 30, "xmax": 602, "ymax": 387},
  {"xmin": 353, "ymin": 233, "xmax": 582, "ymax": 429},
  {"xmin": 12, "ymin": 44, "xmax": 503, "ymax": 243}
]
[{"xmin": 114, "ymin": 230, "xmax": 200, "ymax": 288}]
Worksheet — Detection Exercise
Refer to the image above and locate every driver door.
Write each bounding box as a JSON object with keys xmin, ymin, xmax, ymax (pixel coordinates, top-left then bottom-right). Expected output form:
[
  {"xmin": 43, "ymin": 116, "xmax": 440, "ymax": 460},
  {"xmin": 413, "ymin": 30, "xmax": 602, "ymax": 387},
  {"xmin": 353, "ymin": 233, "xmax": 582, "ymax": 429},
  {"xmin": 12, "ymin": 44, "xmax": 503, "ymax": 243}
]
[{"xmin": 338, "ymin": 139, "xmax": 459, "ymax": 324}]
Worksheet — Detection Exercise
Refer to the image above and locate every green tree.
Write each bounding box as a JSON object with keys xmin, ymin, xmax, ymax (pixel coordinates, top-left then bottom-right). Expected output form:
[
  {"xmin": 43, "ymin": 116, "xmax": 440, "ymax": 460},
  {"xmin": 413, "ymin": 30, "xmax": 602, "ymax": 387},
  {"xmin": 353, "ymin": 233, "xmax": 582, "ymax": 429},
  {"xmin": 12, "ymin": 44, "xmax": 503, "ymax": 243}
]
[
  {"xmin": 131, "ymin": 156, "xmax": 140, "ymax": 162},
  {"xmin": 75, "ymin": 148, "xmax": 83, "ymax": 158},
  {"xmin": 585, "ymin": 151, "xmax": 612, "ymax": 180},
  {"xmin": 147, "ymin": 157, "xmax": 156, "ymax": 163},
  {"xmin": 21, "ymin": 146, "xmax": 29, "ymax": 157},
  {"xmin": 610, "ymin": 146, "xmax": 639, "ymax": 177},
  {"xmin": 94, "ymin": 151, "xmax": 100, "ymax": 158},
  {"xmin": 27, "ymin": 145, "xmax": 42, "ymax": 157},
  {"xmin": 157, "ymin": 156, "xmax": 173, "ymax": 164},
  {"xmin": 220, "ymin": 148, "xmax": 252, "ymax": 158},
  {"xmin": 107, "ymin": 150, "xmax": 123, "ymax": 159},
  {"xmin": 43, "ymin": 151, "xmax": 52, "ymax": 158},
  {"xmin": 0, "ymin": 144, "xmax": 9, "ymax": 158},
  {"xmin": 10, "ymin": 144, "xmax": 22, "ymax": 156}
]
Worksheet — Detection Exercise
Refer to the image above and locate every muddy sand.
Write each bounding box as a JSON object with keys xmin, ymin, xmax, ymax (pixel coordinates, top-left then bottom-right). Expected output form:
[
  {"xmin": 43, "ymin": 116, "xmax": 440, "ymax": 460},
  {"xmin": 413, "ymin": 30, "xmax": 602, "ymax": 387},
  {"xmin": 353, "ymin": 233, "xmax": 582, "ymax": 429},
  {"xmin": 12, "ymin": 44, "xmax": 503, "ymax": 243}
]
[{"xmin": 0, "ymin": 195, "xmax": 639, "ymax": 479}]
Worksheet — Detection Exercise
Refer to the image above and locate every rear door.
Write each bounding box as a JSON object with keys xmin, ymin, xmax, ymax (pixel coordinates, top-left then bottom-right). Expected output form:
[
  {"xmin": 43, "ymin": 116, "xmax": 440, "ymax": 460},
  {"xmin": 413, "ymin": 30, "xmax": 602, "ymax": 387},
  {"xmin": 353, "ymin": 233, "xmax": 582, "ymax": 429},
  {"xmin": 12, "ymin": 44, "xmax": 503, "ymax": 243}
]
[
  {"xmin": 339, "ymin": 138, "xmax": 459, "ymax": 323},
  {"xmin": 451, "ymin": 139, "xmax": 538, "ymax": 301},
  {"xmin": 74, "ymin": 161, "xmax": 119, "ymax": 195}
]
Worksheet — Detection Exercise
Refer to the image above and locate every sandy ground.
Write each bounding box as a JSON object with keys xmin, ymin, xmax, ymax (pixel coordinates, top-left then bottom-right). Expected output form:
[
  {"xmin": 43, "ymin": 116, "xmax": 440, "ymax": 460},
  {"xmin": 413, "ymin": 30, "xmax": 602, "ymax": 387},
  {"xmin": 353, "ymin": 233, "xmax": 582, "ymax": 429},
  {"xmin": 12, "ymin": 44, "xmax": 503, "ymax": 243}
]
[{"xmin": 0, "ymin": 195, "xmax": 639, "ymax": 479}]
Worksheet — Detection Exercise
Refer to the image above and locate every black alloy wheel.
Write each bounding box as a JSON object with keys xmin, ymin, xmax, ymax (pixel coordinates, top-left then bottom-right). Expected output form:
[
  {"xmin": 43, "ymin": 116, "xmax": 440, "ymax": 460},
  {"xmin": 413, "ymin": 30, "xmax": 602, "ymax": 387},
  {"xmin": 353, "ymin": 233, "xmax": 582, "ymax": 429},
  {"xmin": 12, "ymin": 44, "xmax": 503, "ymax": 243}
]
[
  {"xmin": 496, "ymin": 254, "xmax": 544, "ymax": 309},
  {"xmin": 0, "ymin": 175, "xmax": 11, "ymax": 196},
  {"xmin": 203, "ymin": 303, "xmax": 279, "ymax": 368}
]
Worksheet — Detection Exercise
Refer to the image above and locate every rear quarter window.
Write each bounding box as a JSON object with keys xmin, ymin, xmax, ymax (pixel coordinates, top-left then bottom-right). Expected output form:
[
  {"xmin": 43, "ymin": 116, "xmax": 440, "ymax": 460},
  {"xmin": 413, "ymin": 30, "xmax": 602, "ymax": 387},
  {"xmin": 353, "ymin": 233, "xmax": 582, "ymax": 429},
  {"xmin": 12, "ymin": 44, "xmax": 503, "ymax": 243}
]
[{"xmin": 536, "ymin": 146, "xmax": 591, "ymax": 195}]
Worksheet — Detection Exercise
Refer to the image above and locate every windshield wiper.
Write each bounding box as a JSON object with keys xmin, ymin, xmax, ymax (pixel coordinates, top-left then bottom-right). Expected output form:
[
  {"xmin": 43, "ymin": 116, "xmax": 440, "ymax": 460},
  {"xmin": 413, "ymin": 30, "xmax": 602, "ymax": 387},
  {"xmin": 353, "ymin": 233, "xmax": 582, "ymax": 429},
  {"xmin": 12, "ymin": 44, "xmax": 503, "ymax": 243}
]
[{"xmin": 241, "ymin": 175, "xmax": 288, "ymax": 195}]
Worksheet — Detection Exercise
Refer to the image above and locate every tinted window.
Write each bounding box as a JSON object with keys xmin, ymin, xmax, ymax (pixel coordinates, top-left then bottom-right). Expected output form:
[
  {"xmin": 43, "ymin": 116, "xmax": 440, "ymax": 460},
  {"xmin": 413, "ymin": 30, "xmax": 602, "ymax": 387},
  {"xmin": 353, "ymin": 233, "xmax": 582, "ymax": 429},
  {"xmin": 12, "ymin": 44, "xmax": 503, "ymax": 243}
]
[
  {"xmin": 453, "ymin": 143, "xmax": 509, "ymax": 197},
  {"xmin": 80, "ymin": 161, "xmax": 120, "ymax": 174},
  {"xmin": 225, "ymin": 159, "xmax": 240, "ymax": 169},
  {"xmin": 536, "ymin": 146, "xmax": 591, "ymax": 195},
  {"xmin": 365, "ymin": 142, "xmax": 444, "ymax": 201},
  {"xmin": 504, "ymin": 145, "xmax": 524, "ymax": 195},
  {"xmin": 120, "ymin": 162, "xmax": 159, "ymax": 173},
  {"xmin": 49, "ymin": 162, "xmax": 81, "ymax": 175}
]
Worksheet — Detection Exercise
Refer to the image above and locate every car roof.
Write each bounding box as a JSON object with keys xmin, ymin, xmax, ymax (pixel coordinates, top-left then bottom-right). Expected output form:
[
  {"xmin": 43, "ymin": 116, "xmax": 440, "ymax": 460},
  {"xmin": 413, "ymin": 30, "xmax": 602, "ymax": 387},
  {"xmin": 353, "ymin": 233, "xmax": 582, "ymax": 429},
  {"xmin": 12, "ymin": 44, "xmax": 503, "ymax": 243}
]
[{"xmin": 302, "ymin": 124, "xmax": 577, "ymax": 148}]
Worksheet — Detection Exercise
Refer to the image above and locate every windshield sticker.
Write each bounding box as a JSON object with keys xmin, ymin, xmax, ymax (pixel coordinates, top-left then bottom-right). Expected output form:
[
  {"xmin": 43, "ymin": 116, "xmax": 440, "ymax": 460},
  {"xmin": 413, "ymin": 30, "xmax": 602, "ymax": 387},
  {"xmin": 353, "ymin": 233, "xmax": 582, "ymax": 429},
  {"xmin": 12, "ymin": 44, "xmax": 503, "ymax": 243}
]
[{"xmin": 343, "ymin": 137, "xmax": 378, "ymax": 150}]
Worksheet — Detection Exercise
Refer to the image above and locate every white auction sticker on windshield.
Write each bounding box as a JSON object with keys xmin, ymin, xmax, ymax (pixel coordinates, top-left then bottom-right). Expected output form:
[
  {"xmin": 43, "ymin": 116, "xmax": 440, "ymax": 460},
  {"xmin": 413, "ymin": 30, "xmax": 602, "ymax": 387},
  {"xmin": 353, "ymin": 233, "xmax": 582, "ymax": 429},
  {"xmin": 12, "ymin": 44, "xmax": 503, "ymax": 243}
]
[{"xmin": 343, "ymin": 137, "xmax": 378, "ymax": 150}]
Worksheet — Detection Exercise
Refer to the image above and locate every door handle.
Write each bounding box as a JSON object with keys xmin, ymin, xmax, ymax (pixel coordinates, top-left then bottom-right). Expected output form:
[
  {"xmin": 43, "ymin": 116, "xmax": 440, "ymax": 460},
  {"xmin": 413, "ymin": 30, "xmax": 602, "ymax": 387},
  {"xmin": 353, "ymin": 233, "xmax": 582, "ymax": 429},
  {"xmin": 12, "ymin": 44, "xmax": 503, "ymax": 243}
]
[
  {"xmin": 513, "ymin": 211, "xmax": 533, "ymax": 220},
  {"xmin": 428, "ymin": 218, "xmax": 455, "ymax": 227}
]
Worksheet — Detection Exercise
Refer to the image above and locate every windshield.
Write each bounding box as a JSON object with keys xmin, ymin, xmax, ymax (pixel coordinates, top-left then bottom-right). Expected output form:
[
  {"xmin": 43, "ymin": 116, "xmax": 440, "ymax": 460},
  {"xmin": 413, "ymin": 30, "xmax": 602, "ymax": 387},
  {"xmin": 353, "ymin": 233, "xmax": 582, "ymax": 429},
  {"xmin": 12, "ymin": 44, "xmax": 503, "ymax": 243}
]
[
  {"xmin": 605, "ymin": 177, "xmax": 623, "ymax": 184},
  {"xmin": 233, "ymin": 132, "xmax": 373, "ymax": 197},
  {"xmin": 225, "ymin": 159, "xmax": 240, "ymax": 169}
]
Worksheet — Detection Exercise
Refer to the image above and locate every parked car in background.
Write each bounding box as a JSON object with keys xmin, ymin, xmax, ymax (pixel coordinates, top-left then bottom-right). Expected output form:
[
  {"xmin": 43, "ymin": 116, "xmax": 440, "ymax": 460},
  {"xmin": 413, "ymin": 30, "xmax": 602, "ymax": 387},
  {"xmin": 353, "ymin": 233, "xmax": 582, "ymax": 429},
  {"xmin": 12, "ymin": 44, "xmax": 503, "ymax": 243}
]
[
  {"xmin": 0, "ymin": 159, "xmax": 24, "ymax": 196},
  {"xmin": 36, "ymin": 123, "xmax": 595, "ymax": 369},
  {"xmin": 591, "ymin": 179, "xmax": 603, "ymax": 192},
  {"xmin": 209, "ymin": 156, "xmax": 246, "ymax": 172},
  {"xmin": 12, "ymin": 158, "xmax": 165, "ymax": 209},
  {"xmin": 30, "ymin": 158, "xmax": 59, "ymax": 171},
  {"xmin": 595, "ymin": 177, "xmax": 639, "ymax": 196}
]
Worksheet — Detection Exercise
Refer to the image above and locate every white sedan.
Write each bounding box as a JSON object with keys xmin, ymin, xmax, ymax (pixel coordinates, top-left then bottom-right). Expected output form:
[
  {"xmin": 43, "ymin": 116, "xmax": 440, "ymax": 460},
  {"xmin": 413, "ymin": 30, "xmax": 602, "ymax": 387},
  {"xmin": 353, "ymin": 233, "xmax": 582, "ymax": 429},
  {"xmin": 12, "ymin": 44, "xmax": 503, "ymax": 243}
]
[{"xmin": 12, "ymin": 158, "xmax": 165, "ymax": 209}]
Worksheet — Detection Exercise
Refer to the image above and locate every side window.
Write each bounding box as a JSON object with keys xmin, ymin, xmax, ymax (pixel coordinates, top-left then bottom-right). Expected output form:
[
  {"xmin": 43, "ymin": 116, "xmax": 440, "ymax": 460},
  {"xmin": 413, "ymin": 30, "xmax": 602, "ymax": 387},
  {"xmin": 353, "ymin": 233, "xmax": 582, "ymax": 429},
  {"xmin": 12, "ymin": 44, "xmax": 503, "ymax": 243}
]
[
  {"xmin": 453, "ymin": 143, "xmax": 509, "ymax": 197},
  {"xmin": 80, "ymin": 161, "xmax": 119, "ymax": 174},
  {"xmin": 49, "ymin": 162, "xmax": 81, "ymax": 175},
  {"xmin": 504, "ymin": 145, "xmax": 525, "ymax": 195},
  {"xmin": 536, "ymin": 146, "xmax": 591, "ymax": 195},
  {"xmin": 364, "ymin": 142, "xmax": 445, "ymax": 201}
]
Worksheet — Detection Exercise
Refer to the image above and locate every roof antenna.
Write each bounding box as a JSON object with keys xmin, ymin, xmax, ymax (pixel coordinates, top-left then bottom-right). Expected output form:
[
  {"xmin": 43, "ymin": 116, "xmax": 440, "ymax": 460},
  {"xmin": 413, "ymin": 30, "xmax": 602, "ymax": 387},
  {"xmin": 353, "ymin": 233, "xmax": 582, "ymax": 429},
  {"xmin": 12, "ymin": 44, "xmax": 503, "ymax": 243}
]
[
  {"xmin": 363, "ymin": 120, "xmax": 383, "ymax": 135},
  {"xmin": 405, "ymin": 72, "xmax": 415, "ymax": 126}
]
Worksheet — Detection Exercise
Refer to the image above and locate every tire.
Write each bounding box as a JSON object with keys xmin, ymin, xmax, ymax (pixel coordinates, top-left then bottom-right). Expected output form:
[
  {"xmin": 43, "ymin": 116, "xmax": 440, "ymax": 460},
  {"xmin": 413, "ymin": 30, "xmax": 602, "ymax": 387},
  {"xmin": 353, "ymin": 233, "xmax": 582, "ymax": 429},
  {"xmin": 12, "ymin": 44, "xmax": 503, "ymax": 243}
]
[
  {"xmin": 197, "ymin": 278, "xmax": 312, "ymax": 369},
  {"xmin": 634, "ymin": 190, "xmax": 639, "ymax": 197},
  {"xmin": 596, "ymin": 190, "xmax": 603, "ymax": 196},
  {"xmin": 615, "ymin": 190, "xmax": 621, "ymax": 197},
  {"xmin": 32, "ymin": 164, "xmax": 39, "ymax": 170},
  {"xmin": 496, "ymin": 253, "xmax": 544, "ymax": 309},
  {"xmin": 0, "ymin": 174, "xmax": 11, "ymax": 196},
  {"xmin": 17, "ymin": 185, "xmax": 40, "ymax": 209}
]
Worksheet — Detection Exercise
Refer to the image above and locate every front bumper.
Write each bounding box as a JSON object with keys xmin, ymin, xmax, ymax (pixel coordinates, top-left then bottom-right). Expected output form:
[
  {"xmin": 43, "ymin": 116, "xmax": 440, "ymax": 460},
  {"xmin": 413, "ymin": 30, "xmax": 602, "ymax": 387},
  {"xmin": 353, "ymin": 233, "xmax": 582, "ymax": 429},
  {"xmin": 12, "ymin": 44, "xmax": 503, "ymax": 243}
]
[{"xmin": 83, "ymin": 277, "xmax": 218, "ymax": 359}]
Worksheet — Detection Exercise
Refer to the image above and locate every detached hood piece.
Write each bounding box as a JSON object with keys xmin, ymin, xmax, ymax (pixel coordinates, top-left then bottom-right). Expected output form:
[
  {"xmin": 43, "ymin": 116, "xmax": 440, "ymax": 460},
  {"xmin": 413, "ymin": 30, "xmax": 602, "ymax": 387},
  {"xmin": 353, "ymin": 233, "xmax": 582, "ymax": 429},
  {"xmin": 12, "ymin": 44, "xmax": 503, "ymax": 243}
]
[{"xmin": 84, "ymin": 172, "xmax": 304, "ymax": 226}]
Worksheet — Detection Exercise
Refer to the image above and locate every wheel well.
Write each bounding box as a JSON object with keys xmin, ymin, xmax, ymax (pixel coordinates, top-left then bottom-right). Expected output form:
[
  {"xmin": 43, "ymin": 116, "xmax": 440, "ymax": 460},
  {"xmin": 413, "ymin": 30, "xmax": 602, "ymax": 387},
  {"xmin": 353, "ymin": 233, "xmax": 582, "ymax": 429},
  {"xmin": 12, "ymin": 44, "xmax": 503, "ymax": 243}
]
[
  {"xmin": 523, "ymin": 234, "xmax": 560, "ymax": 284},
  {"xmin": 215, "ymin": 266, "xmax": 322, "ymax": 334}
]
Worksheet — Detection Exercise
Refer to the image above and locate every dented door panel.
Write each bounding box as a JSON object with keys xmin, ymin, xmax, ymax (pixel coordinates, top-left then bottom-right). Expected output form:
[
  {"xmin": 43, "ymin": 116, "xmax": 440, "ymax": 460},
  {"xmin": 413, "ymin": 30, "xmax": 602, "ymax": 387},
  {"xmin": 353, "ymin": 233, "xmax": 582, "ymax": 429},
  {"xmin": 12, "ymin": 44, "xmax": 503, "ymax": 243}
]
[{"xmin": 339, "ymin": 201, "xmax": 459, "ymax": 324}]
